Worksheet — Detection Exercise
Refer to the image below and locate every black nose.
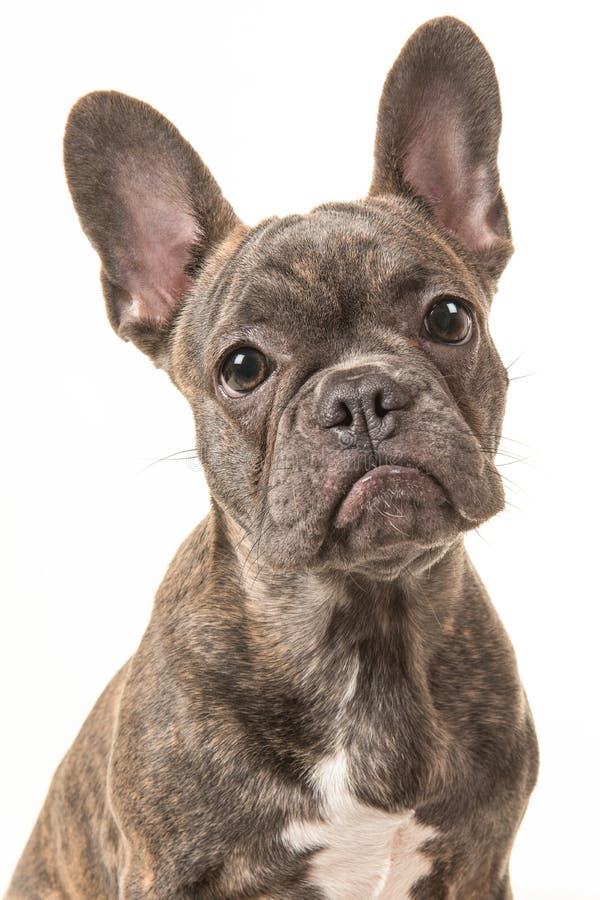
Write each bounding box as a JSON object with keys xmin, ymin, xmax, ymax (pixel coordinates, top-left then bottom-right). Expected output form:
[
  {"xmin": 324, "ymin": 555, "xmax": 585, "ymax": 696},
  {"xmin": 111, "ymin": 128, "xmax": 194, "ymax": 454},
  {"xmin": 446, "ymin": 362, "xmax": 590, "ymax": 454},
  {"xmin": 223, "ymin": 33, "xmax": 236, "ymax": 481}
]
[{"xmin": 316, "ymin": 368, "xmax": 410, "ymax": 447}]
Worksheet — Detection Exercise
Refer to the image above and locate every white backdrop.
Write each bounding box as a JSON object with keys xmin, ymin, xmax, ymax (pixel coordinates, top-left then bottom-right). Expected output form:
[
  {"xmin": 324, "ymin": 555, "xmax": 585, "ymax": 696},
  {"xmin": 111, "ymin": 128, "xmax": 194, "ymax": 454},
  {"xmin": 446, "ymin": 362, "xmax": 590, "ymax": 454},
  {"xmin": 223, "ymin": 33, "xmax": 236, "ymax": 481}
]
[{"xmin": 1, "ymin": 1, "xmax": 597, "ymax": 897}]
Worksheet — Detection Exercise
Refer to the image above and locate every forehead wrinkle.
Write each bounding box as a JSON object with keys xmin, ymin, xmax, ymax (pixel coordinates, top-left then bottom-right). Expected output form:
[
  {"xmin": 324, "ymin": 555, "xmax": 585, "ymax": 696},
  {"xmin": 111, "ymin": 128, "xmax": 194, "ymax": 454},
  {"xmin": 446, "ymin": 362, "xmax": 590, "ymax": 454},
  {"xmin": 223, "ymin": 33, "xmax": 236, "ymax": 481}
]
[
  {"xmin": 247, "ymin": 204, "xmax": 458, "ymax": 292},
  {"xmin": 202, "ymin": 199, "xmax": 488, "ymax": 355},
  {"xmin": 382, "ymin": 206, "xmax": 488, "ymax": 307}
]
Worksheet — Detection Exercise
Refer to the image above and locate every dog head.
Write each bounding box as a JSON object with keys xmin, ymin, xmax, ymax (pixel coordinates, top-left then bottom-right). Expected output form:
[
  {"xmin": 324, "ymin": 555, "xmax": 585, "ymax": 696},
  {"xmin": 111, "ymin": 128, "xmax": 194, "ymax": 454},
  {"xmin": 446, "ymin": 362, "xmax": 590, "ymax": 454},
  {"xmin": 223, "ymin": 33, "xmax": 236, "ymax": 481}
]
[{"xmin": 64, "ymin": 17, "xmax": 512, "ymax": 578}]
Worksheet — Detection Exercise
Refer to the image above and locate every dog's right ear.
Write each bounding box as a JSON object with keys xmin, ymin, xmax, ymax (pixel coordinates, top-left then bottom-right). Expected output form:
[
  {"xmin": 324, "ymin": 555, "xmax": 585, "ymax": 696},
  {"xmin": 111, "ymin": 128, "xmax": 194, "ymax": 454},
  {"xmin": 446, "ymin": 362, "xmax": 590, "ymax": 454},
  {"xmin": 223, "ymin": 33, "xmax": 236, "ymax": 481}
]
[{"xmin": 64, "ymin": 91, "xmax": 240, "ymax": 363}]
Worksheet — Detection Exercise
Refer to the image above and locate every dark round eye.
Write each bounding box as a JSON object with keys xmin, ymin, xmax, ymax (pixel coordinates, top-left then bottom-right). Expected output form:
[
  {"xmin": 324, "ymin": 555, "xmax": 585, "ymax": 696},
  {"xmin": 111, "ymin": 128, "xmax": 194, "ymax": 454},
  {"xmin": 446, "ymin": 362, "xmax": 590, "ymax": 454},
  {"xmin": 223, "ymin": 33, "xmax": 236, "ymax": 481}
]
[
  {"xmin": 424, "ymin": 297, "xmax": 473, "ymax": 344},
  {"xmin": 220, "ymin": 347, "xmax": 270, "ymax": 396}
]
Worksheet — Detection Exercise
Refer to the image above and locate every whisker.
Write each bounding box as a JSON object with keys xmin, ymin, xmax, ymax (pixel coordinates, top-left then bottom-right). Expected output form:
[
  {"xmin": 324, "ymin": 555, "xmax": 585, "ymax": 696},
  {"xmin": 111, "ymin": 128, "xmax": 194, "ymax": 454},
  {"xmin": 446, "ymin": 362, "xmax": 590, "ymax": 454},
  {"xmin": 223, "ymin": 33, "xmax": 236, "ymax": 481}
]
[
  {"xmin": 136, "ymin": 447, "xmax": 199, "ymax": 474},
  {"xmin": 499, "ymin": 473, "xmax": 526, "ymax": 494},
  {"xmin": 505, "ymin": 353, "xmax": 526, "ymax": 370},
  {"xmin": 473, "ymin": 527, "xmax": 492, "ymax": 547},
  {"xmin": 508, "ymin": 372, "xmax": 537, "ymax": 382}
]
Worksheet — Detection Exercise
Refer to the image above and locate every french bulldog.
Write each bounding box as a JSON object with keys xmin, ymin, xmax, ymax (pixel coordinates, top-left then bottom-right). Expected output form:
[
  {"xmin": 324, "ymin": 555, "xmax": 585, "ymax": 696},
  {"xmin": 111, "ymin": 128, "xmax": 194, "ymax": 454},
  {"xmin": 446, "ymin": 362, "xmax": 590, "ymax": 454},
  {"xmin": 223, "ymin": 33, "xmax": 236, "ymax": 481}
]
[{"xmin": 8, "ymin": 16, "xmax": 538, "ymax": 900}]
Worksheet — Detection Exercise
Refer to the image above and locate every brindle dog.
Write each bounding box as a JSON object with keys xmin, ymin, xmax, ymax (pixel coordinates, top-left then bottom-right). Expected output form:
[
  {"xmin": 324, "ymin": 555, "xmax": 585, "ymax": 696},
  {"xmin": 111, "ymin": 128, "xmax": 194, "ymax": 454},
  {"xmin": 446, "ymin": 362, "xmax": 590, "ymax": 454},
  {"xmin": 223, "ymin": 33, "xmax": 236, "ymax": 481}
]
[{"xmin": 8, "ymin": 16, "xmax": 538, "ymax": 900}]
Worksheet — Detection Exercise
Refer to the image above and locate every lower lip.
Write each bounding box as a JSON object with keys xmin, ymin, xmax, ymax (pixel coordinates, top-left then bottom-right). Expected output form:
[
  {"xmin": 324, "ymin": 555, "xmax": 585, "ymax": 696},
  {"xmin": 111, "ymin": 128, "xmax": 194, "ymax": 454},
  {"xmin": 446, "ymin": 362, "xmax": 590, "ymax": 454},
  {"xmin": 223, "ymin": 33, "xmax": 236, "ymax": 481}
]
[{"xmin": 334, "ymin": 464, "xmax": 432, "ymax": 527}]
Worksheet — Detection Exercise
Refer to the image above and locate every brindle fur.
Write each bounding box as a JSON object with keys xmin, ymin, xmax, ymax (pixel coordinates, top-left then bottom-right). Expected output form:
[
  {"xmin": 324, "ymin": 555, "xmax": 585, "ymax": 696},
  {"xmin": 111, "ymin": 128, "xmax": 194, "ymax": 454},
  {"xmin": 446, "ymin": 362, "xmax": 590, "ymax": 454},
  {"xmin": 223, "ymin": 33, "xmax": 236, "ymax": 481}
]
[{"xmin": 8, "ymin": 17, "xmax": 538, "ymax": 900}]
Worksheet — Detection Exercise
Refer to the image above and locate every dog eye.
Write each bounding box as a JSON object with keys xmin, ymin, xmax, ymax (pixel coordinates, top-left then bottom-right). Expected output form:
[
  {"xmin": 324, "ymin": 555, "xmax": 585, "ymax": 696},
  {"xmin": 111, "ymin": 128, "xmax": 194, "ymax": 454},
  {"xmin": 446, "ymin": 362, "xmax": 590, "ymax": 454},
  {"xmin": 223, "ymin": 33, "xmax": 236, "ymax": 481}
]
[
  {"xmin": 220, "ymin": 347, "xmax": 270, "ymax": 396},
  {"xmin": 424, "ymin": 297, "xmax": 473, "ymax": 344}
]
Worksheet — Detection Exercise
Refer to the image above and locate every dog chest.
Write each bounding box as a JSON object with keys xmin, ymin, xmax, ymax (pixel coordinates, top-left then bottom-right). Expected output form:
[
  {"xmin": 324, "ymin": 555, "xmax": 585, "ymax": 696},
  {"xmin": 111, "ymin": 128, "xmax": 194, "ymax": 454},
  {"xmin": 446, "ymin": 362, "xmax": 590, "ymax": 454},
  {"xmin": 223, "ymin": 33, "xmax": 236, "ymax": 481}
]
[{"xmin": 281, "ymin": 749, "xmax": 437, "ymax": 899}]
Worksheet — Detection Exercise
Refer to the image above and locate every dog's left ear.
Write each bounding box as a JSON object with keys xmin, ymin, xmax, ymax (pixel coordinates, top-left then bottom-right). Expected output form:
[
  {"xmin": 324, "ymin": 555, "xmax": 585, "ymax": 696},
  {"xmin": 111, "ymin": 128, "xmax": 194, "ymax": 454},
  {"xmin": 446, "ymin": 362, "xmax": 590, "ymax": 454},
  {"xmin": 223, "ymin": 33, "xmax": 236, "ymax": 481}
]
[{"xmin": 370, "ymin": 17, "xmax": 512, "ymax": 278}]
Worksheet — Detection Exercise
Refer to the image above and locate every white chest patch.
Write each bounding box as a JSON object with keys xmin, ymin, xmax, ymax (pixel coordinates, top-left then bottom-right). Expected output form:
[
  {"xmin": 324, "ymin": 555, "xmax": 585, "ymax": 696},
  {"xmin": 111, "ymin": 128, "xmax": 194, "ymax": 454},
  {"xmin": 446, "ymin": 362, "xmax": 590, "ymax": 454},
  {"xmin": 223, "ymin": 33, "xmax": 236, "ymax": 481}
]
[{"xmin": 282, "ymin": 750, "xmax": 437, "ymax": 900}]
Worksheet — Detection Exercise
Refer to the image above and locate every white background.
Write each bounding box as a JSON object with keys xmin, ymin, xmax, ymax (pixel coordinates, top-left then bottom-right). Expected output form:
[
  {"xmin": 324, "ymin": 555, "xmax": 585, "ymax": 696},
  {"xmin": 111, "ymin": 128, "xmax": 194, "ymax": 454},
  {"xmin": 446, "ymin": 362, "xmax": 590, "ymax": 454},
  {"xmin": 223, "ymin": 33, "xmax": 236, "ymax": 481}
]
[{"xmin": 1, "ymin": 1, "xmax": 597, "ymax": 897}]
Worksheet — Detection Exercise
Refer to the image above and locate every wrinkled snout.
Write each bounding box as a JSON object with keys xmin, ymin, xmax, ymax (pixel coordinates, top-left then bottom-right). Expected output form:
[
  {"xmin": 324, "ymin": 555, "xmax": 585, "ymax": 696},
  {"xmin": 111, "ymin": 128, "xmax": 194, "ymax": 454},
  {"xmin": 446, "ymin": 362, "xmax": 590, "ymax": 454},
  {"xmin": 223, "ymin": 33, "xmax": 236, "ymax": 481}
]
[{"xmin": 262, "ymin": 353, "xmax": 505, "ymax": 570}]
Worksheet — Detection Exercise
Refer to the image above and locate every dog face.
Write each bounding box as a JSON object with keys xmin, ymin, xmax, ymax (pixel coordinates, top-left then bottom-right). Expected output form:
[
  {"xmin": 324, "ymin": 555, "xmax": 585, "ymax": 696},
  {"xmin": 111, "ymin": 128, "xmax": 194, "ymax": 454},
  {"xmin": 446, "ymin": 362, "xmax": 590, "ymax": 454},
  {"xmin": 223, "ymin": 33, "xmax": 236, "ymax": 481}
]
[{"xmin": 64, "ymin": 17, "xmax": 512, "ymax": 577}]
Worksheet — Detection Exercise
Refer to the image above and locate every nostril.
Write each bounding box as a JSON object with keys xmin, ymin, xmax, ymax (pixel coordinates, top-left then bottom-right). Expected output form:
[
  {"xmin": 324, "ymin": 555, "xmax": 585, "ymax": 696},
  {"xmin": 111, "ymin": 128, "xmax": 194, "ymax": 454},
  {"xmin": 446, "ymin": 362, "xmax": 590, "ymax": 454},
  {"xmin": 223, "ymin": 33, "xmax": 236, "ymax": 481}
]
[
  {"xmin": 334, "ymin": 401, "xmax": 353, "ymax": 428},
  {"xmin": 373, "ymin": 391, "xmax": 387, "ymax": 420},
  {"xmin": 321, "ymin": 395, "xmax": 355, "ymax": 429},
  {"xmin": 371, "ymin": 384, "xmax": 410, "ymax": 418}
]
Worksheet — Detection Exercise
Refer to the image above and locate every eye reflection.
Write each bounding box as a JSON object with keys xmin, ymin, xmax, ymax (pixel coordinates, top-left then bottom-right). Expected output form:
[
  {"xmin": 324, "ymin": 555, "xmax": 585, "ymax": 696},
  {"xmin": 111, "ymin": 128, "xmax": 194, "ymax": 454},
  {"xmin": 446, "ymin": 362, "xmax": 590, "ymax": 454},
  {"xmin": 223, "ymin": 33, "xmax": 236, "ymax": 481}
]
[
  {"xmin": 424, "ymin": 297, "xmax": 473, "ymax": 344},
  {"xmin": 220, "ymin": 347, "xmax": 270, "ymax": 396}
]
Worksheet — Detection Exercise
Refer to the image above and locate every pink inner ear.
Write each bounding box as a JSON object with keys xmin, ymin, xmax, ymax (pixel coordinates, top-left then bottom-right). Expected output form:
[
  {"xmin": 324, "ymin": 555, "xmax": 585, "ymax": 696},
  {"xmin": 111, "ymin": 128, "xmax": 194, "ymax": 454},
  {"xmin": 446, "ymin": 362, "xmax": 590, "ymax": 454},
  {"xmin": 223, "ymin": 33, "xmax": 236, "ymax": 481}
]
[
  {"xmin": 115, "ymin": 167, "xmax": 199, "ymax": 329},
  {"xmin": 404, "ymin": 109, "xmax": 498, "ymax": 252}
]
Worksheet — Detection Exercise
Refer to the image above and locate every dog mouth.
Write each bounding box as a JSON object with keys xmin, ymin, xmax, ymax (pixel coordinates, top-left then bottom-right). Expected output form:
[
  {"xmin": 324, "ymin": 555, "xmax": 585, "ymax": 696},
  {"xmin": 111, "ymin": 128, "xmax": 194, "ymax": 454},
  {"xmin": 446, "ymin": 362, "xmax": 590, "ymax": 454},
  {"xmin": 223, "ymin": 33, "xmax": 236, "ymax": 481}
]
[
  {"xmin": 262, "ymin": 424, "xmax": 504, "ymax": 569},
  {"xmin": 333, "ymin": 461, "xmax": 447, "ymax": 529}
]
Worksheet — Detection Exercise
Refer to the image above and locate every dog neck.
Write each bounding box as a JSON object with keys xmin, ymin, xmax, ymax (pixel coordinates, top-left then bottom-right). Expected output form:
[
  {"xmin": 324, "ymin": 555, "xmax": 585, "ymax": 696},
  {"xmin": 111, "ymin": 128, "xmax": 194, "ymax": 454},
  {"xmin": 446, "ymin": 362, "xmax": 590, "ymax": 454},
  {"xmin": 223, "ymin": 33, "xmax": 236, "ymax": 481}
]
[
  {"xmin": 156, "ymin": 507, "xmax": 469, "ymax": 769},
  {"xmin": 219, "ymin": 503, "xmax": 466, "ymax": 646}
]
